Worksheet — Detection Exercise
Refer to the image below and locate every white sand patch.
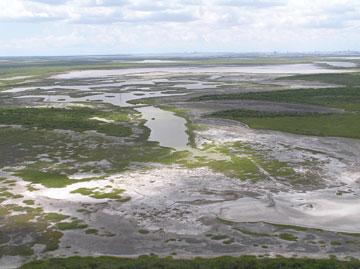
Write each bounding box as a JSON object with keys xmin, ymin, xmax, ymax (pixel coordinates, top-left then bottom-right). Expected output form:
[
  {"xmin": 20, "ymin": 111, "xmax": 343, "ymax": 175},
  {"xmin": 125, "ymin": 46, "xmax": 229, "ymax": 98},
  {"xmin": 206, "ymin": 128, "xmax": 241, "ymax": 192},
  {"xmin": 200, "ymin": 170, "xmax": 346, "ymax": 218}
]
[
  {"xmin": 0, "ymin": 76, "xmax": 32, "ymax": 81},
  {"xmin": 220, "ymin": 188, "xmax": 360, "ymax": 233},
  {"xmin": 89, "ymin": 117, "xmax": 114, "ymax": 123},
  {"xmin": 36, "ymin": 180, "xmax": 110, "ymax": 203}
]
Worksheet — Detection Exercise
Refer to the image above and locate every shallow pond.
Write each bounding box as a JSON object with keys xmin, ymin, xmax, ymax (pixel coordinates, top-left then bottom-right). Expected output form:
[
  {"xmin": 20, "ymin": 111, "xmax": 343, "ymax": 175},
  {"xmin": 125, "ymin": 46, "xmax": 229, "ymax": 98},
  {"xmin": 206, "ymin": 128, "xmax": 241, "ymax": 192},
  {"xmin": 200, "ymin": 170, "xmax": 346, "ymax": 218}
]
[
  {"xmin": 136, "ymin": 106, "xmax": 190, "ymax": 150},
  {"xmin": 16, "ymin": 91, "xmax": 184, "ymax": 107},
  {"xmin": 4, "ymin": 81, "xmax": 155, "ymax": 93},
  {"xmin": 53, "ymin": 64, "xmax": 355, "ymax": 79}
]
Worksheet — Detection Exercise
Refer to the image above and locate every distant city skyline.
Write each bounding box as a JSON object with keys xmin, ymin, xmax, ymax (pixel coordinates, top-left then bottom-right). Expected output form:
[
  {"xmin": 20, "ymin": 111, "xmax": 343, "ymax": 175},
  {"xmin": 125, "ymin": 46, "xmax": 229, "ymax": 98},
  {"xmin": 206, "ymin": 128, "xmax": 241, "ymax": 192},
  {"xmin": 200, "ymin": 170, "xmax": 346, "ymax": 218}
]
[{"xmin": 1, "ymin": 0, "xmax": 359, "ymax": 56}]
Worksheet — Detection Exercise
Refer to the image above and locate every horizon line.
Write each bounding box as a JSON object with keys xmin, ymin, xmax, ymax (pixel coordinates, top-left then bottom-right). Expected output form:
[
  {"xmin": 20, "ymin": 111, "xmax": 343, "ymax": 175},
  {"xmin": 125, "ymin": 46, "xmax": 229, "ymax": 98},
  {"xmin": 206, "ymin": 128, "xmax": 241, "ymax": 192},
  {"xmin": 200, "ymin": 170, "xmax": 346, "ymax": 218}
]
[{"xmin": 1, "ymin": 50, "xmax": 360, "ymax": 58}]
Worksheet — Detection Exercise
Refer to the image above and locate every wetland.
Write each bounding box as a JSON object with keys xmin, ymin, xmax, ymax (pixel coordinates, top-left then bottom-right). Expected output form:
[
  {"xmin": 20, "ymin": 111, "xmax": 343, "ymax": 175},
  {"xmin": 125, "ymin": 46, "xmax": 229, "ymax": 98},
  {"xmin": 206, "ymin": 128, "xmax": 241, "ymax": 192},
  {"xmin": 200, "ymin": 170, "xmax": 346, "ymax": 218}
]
[{"xmin": 0, "ymin": 55, "xmax": 360, "ymax": 268}]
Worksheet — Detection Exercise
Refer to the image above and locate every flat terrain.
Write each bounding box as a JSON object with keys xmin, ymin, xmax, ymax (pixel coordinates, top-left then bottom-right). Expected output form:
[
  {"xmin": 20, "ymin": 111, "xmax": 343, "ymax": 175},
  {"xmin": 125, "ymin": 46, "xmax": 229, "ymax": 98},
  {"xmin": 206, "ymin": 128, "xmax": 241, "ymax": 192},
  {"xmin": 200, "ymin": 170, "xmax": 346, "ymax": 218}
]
[{"xmin": 0, "ymin": 55, "xmax": 360, "ymax": 268}]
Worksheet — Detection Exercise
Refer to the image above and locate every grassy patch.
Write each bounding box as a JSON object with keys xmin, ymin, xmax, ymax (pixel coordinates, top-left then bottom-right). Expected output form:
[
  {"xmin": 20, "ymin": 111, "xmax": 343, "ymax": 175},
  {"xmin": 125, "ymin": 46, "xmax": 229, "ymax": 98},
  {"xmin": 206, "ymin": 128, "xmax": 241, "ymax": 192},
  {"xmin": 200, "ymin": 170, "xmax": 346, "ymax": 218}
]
[
  {"xmin": 187, "ymin": 141, "xmax": 320, "ymax": 185},
  {"xmin": 278, "ymin": 72, "xmax": 360, "ymax": 87},
  {"xmin": 278, "ymin": 233, "xmax": 298, "ymax": 241},
  {"xmin": 85, "ymin": 229, "xmax": 98, "ymax": 235},
  {"xmin": 193, "ymin": 86, "xmax": 360, "ymax": 111},
  {"xmin": 268, "ymin": 223, "xmax": 308, "ymax": 231},
  {"xmin": 237, "ymin": 229, "xmax": 272, "ymax": 237},
  {"xmin": 71, "ymin": 188, "xmax": 126, "ymax": 200},
  {"xmin": 223, "ymin": 238, "xmax": 235, "ymax": 244},
  {"xmin": 56, "ymin": 220, "xmax": 88, "ymax": 230},
  {"xmin": 338, "ymin": 232, "xmax": 360, "ymax": 237},
  {"xmin": 184, "ymin": 153, "xmax": 264, "ymax": 181},
  {"xmin": 23, "ymin": 200, "xmax": 35, "ymax": 205},
  {"xmin": 44, "ymin": 213, "xmax": 69, "ymax": 222},
  {"xmin": 0, "ymin": 107, "xmax": 132, "ymax": 137},
  {"xmin": 216, "ymin": 217, "xmax": 234, "ymax": 225},
  {"xmin": 209, "ymin": 109, "xmax": 360, "ymax": 139},
  {"xmin": 211, "ymin": 235, "xmax": 228, "ymax": 240},
  {"xmin": 116, "ymin": 197, "xmax": 131, "ymax": 203},
  {"xmin": 0, "ymin": 124, "xmax": 191, "ymax": 188},
  {"xmin": 15, "ymin": 170, "xmax": 78, "ymax": 188},
  {"xmin": 0, "ymin": 205, "xmax": 64, "ymax": 257},
  {"xmin": 19, "ymin": 255, "xmax": 360, "ymax": 269}
]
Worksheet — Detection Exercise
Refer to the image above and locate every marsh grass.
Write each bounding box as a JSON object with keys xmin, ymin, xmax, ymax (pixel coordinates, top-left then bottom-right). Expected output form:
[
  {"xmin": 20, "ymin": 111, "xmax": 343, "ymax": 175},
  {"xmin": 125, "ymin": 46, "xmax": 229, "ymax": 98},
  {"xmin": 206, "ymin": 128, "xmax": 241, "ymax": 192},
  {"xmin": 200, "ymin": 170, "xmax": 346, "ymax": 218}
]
[
  {"xmin": 19, "ymin": 255, "xmax": 360, "ymax": 269},
  {"xmin": 0, "ymin": 107, "xmax": 132, "ymax": 137},
  {"xmin": 209, "ymin": 109, "xmax": 360, "ymax": 139},
  {"xmin": 71, "ymin": 188, "xmax": 126, "ymax": 200}
]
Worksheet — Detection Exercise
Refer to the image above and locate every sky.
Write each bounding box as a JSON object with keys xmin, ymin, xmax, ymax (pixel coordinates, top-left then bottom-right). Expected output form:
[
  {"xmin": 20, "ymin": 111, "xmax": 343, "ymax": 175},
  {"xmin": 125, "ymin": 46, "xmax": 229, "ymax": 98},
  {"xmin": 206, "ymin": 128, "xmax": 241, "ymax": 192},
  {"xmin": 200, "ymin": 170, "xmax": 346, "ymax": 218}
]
[{"xmin": 0, "ymin": 0, "xmax": 359, "ymax": 56}]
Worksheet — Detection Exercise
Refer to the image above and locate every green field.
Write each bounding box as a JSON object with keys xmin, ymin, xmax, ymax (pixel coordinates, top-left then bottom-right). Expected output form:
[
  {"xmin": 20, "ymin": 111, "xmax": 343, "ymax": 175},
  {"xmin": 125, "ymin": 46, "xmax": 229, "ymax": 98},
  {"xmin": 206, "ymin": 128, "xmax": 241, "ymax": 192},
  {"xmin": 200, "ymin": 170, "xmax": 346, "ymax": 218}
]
[
  {"xmin": 0, "ymin": 107, "xmax": 131, "ymax": 137},
  {"xmin": 209, "ymin": 110, "xmax": 360, "ymax": 139},
  {"xmin": 278, "ymin": 72, "xmax": 360, "ymax": 87},
  {"xmin": 193, "ymin": 72, "xmax": 360, "ymax": 138},
  {"xmin": 19, "ymin": 255, "xmax": 360, "ymax": 269},
  {"xmin": 193, "ymin": 86, "xmax": 360, "ymax": 111}
]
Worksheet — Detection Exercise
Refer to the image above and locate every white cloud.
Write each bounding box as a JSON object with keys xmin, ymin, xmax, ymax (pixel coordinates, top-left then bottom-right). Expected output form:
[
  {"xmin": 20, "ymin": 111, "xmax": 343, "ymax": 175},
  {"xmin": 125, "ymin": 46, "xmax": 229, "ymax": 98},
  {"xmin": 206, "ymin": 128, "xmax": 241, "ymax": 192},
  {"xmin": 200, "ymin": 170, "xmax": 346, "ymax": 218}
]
[
  {"xmin": 0, "ymin": 32, "xmax": 85, "ymax": 50},
  {"xmin": 0, "ymin": 0, "xmax": 360, "ymax": 54}
]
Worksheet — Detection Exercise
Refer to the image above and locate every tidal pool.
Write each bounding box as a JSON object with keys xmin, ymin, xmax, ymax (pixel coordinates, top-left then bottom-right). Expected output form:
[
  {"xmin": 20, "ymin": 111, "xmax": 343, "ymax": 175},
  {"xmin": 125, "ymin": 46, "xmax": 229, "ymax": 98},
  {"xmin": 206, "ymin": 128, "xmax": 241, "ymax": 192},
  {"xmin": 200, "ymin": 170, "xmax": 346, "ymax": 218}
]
[
  {"xmin": 53, "ymin": 64, "xmax": 355, "ymax": 79},
  {"xmin": 16, "ymin": 91, "xmax": 184, "ymax": 107},
  {"xmin": 4, "ymin": 81, "xmax": 156, "ymax": 93},
  {"xmin": 136, "ymin": 106, "xmax": 190, "ymax": 150},
  {"xmin": 220, "ymin": 188, "xmax": 360, "ymax": 233}
]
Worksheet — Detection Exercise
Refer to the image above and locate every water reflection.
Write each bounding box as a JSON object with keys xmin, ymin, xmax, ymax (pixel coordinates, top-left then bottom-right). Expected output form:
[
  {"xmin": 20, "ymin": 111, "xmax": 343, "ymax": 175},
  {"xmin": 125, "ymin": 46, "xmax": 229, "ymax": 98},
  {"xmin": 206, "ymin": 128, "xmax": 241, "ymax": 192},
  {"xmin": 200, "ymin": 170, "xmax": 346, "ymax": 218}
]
[{"xmin": 136, "ymin": 106, "xmax": 190, "ymax": 150}]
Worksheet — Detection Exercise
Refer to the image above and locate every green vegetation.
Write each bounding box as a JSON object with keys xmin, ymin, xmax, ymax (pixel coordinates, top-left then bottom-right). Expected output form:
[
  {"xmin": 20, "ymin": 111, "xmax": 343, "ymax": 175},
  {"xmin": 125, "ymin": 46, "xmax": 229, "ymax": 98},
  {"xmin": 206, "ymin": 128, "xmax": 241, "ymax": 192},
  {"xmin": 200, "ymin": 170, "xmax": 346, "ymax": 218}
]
[
  {"xmin": 184, "ymin": 141, "xmax": 320, "ymax": 185},
  {"xmin": 14, "ymin": 170, "xmax": 80, "ymax": 188},
  {"xmin": 85, "ymin": 229, "xmax": 98, "ymax": 235},
  {"xmin": 23, "ymin": 200, "xmax": 35, "ymax": 205},
  {"xmin": 20, "ymin": 255, "xmax": 360, "ymax": 269},
  {"xmin": 267, "ymin": 223, "xmax": 308, "ymax": 231},
  {"xmin": 223, "ymin": 238, "xmax": 235, "ymax": 244},
  {"xmin": 0, "ymin": 107, "xmax": 131, "ymax": 137},
  {"xmin": 237, "ymin": 229, "xmax": 272, "ymax": 237},
  {"xmin": 331, "ymin": 241, "xmax": 342, "ymax": 246},
  {"xmin": 338, "ymin": 232, "xmax": 360, "ymax": 237},
  {"xmin": 193, "ymin": 86, "xmax": 360, "ymax": 111},
  {"xmin": 116, "ymin": 197, "xmax": 131, "ymax": 203},
  {"xmin": 278, "ymin": 72, "xmax": 360, "ymax": 87},
  {"xmin": 183, "ymin": 146, "xmax": 265, "ymax": 181},
  {"xmin": 0, "ymin": 118, "xmax": 190, "ymax": 188},
  {"xmin": 0, "ymin": 189, "xmax": 25, "ymax": 199},
  {"xmin": 0, "ymin": 204, "xmax": 63, "ymax": 257},
  {"xmin": 44, "ymin": 213, "xmax": 69, "ymax": 222},
  {"xmin": 216, "ymin": 217, "xmax": 234, "ymax": 225},
  {"xmin": 138, "ymin": 229, "xmax": 150, "ymax": 234},
  {"xmin": 193, "ymin": 75, "xmax": 360, "ymax": 139},
  {"xmin": 70, "ymin": 188, "xmax": 126, "ymax": 200},
  {"xmin": 211, "ymin": 110, "xmax": 325, "ymax": 119},
  {"xmin": 209, "ymin": 109, "xmax": 360, "ymax": 139},
  {"xmin": 237, "ymin": 229, "xmax": 298, "ymax": 241},
  {"xmin": 56, "ymin": 220, "xmax": 88, "ymax": 230},
  {"xmin": 278, "ymin": 233, "xmax": 298, "ymax": 241},
  {"xmin": 211, "ymin": 235, "xmax": 228, "ymax": 240},
  {"xmin": 207, "ymin": 156, "xmax": 262, "ymax": 180}
]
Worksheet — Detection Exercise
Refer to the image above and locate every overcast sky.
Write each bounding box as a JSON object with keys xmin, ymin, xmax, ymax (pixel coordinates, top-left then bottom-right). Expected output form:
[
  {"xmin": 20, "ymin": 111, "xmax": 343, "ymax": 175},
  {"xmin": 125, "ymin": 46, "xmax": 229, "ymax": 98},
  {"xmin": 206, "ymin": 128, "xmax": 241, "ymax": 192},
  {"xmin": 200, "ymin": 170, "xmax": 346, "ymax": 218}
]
[{"xmin": 0, "ymin": 0, "xmax": 359, "ymax": 56}]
